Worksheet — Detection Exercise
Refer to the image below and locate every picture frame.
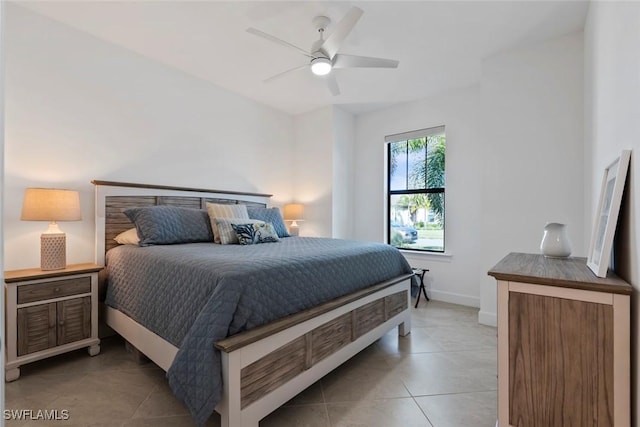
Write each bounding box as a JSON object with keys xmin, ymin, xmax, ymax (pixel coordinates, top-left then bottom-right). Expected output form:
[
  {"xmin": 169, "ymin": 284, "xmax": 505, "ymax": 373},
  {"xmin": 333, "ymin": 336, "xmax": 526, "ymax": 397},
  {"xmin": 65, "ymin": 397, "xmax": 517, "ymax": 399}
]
[{"xmin": 587, "ymin": 149, "xmax": 631, "ymax": 277}]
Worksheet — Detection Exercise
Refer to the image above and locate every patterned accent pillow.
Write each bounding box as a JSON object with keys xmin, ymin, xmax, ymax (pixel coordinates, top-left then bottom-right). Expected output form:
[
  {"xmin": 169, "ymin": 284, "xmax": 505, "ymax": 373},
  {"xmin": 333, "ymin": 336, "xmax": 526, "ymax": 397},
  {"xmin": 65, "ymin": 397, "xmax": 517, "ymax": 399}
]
[
  {"xmin": 124, "ymin": 206, "xmax": 213, "ymax": 246},
  {"xmin": 232, "ymin": 222, "xmax": 280, "ymax": 245},
  {"xmin": 206, "ymin": 202, "xmax": 249, "ymax": 243},
  {"xmin": 214, "ymin": 218, "xmax": 265, "ymax": 245},
  {"xmin": 247, "ymin": 207, "xmax": 290, "ymax": 238}
]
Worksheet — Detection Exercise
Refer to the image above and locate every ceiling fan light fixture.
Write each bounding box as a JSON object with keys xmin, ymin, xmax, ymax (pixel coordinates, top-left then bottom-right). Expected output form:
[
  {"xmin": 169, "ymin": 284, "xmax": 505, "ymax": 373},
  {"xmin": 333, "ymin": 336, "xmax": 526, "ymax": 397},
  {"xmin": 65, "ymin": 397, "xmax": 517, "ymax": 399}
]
[{"xmin": 310, "ymin": 57, "xmax": 332, "ymax": 76}]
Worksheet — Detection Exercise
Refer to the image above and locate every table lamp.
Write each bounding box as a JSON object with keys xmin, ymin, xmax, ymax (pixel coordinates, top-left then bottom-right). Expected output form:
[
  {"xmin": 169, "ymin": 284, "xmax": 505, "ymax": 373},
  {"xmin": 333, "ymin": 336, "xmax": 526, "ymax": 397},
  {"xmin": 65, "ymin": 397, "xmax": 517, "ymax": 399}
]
[
  {"xmin": 21, "ymin": 188, "xmax": 82, "ymax": 270},
  {"xmin": 283, "ymin": 203, "xmax": 304, "ymax": 236}
]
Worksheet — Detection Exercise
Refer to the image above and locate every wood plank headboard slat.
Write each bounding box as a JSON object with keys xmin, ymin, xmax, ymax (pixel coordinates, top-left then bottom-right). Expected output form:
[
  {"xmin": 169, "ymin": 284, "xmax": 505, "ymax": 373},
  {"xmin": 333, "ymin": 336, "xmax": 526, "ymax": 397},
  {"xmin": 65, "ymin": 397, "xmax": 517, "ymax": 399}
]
[{"xmin": 94, "ymin": 181, "xmax": 272, "ymax": 265}]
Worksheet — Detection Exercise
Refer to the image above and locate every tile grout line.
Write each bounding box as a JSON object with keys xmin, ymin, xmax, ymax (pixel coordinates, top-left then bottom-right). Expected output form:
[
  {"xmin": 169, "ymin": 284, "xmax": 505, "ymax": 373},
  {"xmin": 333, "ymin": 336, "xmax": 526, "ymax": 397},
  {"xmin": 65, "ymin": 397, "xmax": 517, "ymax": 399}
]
[
  {"xmin": 127, "ymin": 378, "xmax": 161, "ymax": 421},
  {"xmin": 319, "ymin": 378, "xmax": 332, "ymax": 427},
  {"xmin": 411, "ymin": 395, "xmax": 435, "ymax": 427}
]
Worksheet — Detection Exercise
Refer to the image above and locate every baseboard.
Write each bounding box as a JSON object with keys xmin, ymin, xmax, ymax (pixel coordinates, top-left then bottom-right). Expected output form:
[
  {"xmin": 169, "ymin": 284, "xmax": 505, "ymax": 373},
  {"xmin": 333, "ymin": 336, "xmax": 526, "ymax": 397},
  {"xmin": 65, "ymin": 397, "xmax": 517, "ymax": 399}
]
[
  {"xmin": 427, "ymin": 289, "xmax": 480, "ymax": 308},
  {"xmin": 478, "ymin": 310, "xmax": 497, "ymax": 327}
]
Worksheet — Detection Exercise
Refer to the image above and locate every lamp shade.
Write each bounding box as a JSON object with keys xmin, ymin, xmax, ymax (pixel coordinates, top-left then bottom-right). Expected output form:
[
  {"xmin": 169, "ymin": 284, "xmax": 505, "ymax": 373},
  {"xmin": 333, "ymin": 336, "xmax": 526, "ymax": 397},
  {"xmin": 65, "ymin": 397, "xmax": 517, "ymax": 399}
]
[
  {"xmin": 283, "ymin": 203, "xmax": 304, "ymax": 221},
  {"xmin": 21, "ymin": 188, "xmax": 82, "ymax": 222}
]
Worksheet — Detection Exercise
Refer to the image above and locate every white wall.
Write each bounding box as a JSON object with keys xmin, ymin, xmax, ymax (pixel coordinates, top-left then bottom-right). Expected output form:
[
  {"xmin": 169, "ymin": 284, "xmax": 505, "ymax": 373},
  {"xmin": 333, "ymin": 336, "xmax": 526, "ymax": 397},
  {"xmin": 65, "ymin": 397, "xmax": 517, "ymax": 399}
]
[
  {"xmin": 353, "ymin": 32, "xmax": 585, "ymax": 318},
  {"xmin": 292, "ymin": 106, "xmax": 334, "ymax": 238},
  {"xmin": 354, "ymin": 85, "xmax": 484, "ymax": 307},
  {"xmin": 4, "ymin": 4, "xmax": 295, "ymax": 270},
  {"xmin": 332, "ymin": 107, "xmax": 356, "ymax": 239},
  {"xmin": 478, "ymin": 32, "xmax": 585, "ymax": 324},
  {"xmin": 291, "ymin": 105, "xmax": 355, "ymax": 239},
  {"xmin": 584, "ymin": 2, "xmax": 640, "ymax": 422}
]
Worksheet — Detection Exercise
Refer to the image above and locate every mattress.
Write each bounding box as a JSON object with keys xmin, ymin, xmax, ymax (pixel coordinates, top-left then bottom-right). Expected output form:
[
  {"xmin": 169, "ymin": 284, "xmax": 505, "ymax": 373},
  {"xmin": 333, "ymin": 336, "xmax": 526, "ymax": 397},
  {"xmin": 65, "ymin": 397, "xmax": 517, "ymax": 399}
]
[{"xmin": 105, "ymin": 236, "xmax": 413, "ymax": 425}]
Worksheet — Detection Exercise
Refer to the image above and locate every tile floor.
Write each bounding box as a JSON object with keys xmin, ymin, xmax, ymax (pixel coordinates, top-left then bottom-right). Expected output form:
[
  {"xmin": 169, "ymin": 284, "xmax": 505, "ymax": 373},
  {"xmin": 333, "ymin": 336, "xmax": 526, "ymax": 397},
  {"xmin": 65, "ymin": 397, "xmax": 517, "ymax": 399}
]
[{"xmin": 5, "ymin": 300, "xmax": 497, "ymax": 427}]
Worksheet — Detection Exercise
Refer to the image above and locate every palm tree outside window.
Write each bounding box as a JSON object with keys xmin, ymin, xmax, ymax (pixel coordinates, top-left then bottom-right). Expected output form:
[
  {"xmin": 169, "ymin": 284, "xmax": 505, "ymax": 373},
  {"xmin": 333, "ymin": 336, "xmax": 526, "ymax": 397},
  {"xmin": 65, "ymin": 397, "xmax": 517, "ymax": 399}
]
[{"xmin": 387, "ymin": 126, "xmax": 446, "ymax": 252}]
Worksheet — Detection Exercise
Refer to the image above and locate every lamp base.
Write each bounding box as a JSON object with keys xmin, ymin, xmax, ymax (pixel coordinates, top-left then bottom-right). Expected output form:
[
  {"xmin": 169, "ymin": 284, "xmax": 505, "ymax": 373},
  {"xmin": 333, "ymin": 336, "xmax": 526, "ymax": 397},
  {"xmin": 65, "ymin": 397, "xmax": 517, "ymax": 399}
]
[
  {"xmin": 289, "ymin": 226, "xmax": 300, "ymax": 237},
  {"xmin": 41, "ymin": 233, "xmax": 66, "ymax": 271}
]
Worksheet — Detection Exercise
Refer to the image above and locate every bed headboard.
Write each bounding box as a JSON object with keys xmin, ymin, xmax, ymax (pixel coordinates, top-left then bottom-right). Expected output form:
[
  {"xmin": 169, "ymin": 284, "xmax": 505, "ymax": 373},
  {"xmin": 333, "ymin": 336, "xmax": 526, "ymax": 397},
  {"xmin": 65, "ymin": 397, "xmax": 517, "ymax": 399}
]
[{"xmin": 93, "ymin": 180, "xmax": 272, "ymax": 266}]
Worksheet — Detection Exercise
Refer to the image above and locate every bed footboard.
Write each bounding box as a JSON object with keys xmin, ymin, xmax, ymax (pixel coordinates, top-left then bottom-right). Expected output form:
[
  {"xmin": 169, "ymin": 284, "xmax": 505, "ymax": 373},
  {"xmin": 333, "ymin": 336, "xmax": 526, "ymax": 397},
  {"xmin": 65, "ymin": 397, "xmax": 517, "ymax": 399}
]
[
  {"xmin": 214, "ymin": 275, "xmax": 412, "ymax": 427},
  {"xmin": 106, "ymin": 275, "xmax": 411, "ymax": 427}
]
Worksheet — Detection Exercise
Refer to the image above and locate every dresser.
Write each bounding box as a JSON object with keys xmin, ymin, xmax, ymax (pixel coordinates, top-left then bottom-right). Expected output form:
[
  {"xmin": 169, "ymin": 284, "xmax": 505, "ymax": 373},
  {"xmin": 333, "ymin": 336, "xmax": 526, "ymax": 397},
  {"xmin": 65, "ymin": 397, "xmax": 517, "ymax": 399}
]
[
  {"xmin": 5, "ymin": 263, "xmax": 102, "ymax": 381},
  {"xmin": 488, "ymin": 253, "xmax": 632, "ymax": 427}
]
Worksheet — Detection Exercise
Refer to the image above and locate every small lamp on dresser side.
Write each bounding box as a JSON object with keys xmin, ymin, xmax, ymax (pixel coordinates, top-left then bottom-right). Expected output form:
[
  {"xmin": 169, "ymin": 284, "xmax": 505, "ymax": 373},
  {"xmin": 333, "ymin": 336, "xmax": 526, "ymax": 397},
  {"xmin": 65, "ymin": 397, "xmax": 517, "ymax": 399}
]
[
  {"xmin": 21, "ymin": 188, "xmax": 82, "ymax": 270},
  {"xmin": 283, "ymin": 203, "xmax": 304, "ymax": 236}
]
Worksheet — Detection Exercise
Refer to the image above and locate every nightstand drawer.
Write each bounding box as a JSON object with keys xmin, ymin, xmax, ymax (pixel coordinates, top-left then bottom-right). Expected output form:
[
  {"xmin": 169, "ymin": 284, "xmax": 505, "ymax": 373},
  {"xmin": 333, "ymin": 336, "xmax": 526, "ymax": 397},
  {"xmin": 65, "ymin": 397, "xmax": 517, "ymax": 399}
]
[{"xmin": 17, "ymin": 277, "xmax": 91, "ymax": 304}]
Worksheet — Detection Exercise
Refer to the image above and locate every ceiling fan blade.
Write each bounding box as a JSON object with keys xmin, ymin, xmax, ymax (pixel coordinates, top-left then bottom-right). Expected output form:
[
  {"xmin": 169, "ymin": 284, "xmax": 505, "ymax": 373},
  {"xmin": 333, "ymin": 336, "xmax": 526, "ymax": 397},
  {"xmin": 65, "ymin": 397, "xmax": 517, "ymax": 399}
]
[
  {"xmin": 333, "ymin": 54, "xmax": 399, "ymax": 69},
  {"xmin": 320, "ymin": 6, "xmax": 364, "ymax": 59},
  {"xmin": 247, "ymin": 28, "xmax": 314, "ymax": 58},
  {"xmin": 264, "ymin": 64, "xmax": 309, "ymax": 83},
  {"xmin": 324, "ymin": 74, "xmax": 340, "ymax": 96}
]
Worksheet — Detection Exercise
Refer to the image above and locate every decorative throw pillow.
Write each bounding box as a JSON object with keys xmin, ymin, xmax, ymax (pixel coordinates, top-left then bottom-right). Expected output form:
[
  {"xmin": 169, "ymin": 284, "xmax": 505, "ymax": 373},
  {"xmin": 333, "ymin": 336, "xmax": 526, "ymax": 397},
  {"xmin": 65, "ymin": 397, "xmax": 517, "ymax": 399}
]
[
  {"xmin": 232, "ymin": 222, "xmax": 280, "ymax": 245},
  {"xmin": 214, "ymin": 218, "xmax": 265, "ymax": 245},
  {"xmin": 124, "ymin": 206, "xmax": 213, "ymax": 246},
  {"xmin": 206, "ymin": 202, "xmax": 249, "ymax": 243},
  {"xmin": 247, "ymin": 207, "xmax": 290, "ymax": 238},
  {"xmin": 113, "ymin": 227, "xmax": 140, "ymax": 245}
]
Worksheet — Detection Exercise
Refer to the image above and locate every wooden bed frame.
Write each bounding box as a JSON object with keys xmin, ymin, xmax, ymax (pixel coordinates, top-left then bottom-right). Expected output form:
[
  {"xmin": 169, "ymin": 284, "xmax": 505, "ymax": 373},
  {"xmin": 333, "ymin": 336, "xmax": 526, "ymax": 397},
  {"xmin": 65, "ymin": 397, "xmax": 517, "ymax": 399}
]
[{"xmin": 93, "ymin": 180, "xmax": 412, "ymax": 427}]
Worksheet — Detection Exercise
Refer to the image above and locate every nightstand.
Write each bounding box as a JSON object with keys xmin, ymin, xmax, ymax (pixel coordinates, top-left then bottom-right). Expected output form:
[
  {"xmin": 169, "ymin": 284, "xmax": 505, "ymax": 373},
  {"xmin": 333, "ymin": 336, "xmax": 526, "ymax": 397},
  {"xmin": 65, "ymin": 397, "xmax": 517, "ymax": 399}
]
[{"xmin": 4, "ymin": 263, "xmax": 102, "ymax": 381}]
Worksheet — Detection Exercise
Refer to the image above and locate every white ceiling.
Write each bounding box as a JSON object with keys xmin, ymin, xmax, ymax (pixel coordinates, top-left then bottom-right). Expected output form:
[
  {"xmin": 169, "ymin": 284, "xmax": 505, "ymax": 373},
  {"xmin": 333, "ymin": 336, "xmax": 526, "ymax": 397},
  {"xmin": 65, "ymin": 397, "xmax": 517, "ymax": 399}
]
[{"xmin": 17, "ymin": 1, "xmax": 589, "ymax": 115}]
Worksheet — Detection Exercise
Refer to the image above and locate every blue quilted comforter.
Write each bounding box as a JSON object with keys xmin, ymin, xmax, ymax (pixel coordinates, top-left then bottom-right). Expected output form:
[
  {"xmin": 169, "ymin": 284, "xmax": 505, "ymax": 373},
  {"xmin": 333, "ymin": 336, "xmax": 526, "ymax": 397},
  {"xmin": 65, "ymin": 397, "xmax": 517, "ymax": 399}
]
[{"xmin": 105, "ymin": 237, "xmax": 412, "ymax": 425}]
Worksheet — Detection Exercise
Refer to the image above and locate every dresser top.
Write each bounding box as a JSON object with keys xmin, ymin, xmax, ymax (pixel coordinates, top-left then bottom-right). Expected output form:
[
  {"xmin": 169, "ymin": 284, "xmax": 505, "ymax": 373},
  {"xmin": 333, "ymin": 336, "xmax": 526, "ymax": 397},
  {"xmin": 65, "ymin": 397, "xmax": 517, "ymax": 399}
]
[
  {"xmin": 488, "ymin": 252, "xmax": 632, "ymax": 295},
  {"xmin": 5, "ymin": 263, "xmax": 102, "ymax": 283}
]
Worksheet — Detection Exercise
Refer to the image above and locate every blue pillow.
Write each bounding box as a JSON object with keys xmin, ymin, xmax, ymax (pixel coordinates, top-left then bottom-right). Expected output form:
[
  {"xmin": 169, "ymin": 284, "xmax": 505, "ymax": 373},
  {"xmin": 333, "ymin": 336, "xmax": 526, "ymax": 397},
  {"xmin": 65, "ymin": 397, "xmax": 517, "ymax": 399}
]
[
  {"xmin": 124, "ymin": 206, "xmax": 213, "ymax": 246},
  {"xmin": 247, "ymin": 207, "xmax": 290, "ymax": 238}
]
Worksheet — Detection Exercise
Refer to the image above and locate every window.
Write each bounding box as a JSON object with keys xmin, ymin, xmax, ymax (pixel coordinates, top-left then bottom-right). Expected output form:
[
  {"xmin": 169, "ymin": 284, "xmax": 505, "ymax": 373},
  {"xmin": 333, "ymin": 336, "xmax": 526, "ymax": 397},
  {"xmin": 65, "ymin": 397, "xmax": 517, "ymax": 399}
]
[{"xmin": 387, "ymin": 126, "xmax": 446, "ymax": 252}]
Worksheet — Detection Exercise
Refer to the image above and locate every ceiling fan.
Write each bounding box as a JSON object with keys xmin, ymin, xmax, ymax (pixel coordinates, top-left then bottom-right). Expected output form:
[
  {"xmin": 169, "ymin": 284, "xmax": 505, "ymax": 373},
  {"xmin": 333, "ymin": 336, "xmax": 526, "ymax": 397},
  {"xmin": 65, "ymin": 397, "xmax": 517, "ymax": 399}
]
[{"xmin": 246, "ymin": 6, "xmax": 399, "ymax": 96}]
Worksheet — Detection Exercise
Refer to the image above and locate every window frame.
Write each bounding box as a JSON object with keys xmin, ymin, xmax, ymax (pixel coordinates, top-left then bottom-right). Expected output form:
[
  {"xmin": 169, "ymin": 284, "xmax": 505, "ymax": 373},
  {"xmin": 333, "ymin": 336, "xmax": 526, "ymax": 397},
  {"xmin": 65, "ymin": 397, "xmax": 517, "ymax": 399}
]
[{"xmin": 386, "ymin": 126, "xmax": 446, "ymax": 253}]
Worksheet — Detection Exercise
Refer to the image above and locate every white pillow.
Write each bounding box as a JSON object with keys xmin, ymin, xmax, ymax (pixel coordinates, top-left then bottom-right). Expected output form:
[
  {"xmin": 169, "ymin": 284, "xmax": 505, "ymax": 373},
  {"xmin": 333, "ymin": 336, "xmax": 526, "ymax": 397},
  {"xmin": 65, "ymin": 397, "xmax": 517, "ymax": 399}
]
[
  {"xmin": 206, "ymin": 202, "xmax": 249, "ymax": 243},
  {"xmin": 113, "ymin": 228, "xmax": 140, "ymax": 245},
  {"xmin": 214, "ymin": 218, "xmax": 265, "ymax": 245}
]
